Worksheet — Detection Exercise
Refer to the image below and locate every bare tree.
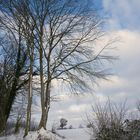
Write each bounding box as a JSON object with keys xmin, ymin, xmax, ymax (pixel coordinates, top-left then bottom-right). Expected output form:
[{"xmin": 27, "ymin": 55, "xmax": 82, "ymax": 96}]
[
  {"xmin": 0, "ymin": 28, "xmax": 29, "ymax": 133},
  {"xmin": 0, "ymin": 0, "xmax": 116, "ymax": 133},
  {"xmin": 28, "ymin": 0, "xmax": 115, "ymax": 130}
]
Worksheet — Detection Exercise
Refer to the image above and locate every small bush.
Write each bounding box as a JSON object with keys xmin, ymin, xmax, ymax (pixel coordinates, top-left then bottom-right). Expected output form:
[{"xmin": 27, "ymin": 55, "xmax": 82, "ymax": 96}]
[
  {"xmin": 87, "ymin": 99, "xmax": 140, "ymax": 140},
  {"xmin": 60, "ymin": 118, "xmax": 68, "ymax": 129}
]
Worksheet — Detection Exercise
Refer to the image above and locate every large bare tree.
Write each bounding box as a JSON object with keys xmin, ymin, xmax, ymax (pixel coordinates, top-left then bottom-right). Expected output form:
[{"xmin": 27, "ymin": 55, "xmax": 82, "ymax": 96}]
[
  {"xmin": 0, "ymin": 0, "xmax": 115, "ymax": 133},
  {"xmin": 32, "ymin": 0, "xmax": 114, "ymax": 129}
]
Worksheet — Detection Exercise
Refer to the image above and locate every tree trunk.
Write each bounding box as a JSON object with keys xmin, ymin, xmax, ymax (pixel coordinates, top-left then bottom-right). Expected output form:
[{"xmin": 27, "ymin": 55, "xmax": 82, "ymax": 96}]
[
  {"xmin": 0, "ymin": 100, "xmax": 7, "ymax": 133},
  {"xmin": 24, "ymin": 43, "xmax": 34, "ymax": 137},
  {"xmin": 38, "ymin": 81, "xmax": 51, "ymax": 130},
  {"xmin": 24, "ymin": 65, "xmax": 33, "ymax": 137},
  {"xmin": 45, "ymin": 81, "xmax": 51, "ymax": 125},
  {"xmin": 38, "ymin": 44, "xmax": 47, "ymax": 129},
  {"xmin": 38, "ymin": 39, "xmax": 52, "ymax": 129}
]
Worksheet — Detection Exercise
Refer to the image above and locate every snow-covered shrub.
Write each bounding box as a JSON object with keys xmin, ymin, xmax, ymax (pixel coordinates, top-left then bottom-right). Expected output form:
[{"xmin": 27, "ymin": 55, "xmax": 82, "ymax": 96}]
[
  {"xmin": 87, "ymin": 99, "xmax": 140, "ymax": 140},
  {"xmin": 87, "ymin": 99, "xmax": 127, "ymax": 140}
]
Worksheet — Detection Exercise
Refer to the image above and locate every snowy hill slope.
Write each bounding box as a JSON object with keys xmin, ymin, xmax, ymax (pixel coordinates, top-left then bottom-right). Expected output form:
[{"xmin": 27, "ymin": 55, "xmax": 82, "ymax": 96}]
[{"xmin": 0, "ymin": 128, "xmax": 91, "ymax": 140}]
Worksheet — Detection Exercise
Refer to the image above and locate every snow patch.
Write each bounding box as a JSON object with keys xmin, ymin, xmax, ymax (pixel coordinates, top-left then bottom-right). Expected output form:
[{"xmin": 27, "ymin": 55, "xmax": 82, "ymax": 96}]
[
  {"xmin": 25, "ymin": 128, "xmax": 62, "ymax": 140},
  {"xmin": 0, "ymin": 129, "xmax": 62, "ymax": 140},
  {"xmin": 0, "ymin": 128, "xmax": 90, "ymax": 140}
]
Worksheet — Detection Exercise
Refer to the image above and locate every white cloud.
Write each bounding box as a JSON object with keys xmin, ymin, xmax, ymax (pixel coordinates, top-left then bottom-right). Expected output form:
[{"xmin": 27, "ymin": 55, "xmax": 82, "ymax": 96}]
[
  {"xmin": 102, "ymin": 0, "xmax": 140, "ymax": 30},
  {"xmin": 68, "ymin": 104, "xmax": 88, "ymax": 113}
]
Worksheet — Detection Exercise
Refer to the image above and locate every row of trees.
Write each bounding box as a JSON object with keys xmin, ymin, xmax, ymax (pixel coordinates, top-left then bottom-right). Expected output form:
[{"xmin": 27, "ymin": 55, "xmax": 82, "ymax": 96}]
[{"xmin": 0, "ymin": 0, "xmax": 114, "ymax": 137}]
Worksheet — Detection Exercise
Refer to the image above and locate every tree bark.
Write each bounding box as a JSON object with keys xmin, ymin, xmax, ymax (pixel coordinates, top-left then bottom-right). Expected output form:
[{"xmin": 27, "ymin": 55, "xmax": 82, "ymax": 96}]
[
  {"xmin": 38, "ymin": 32, "xmax": 46, "ymax": 129},
  {"xmin": 38, "ymin": 82, "xmax": 51, "ymax": 129}
]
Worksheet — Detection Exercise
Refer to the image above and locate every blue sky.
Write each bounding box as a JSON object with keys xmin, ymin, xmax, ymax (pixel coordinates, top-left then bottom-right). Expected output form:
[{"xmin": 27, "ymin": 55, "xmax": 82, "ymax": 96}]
[
  {"xmin": 92, "ymin": 0, "xmax": 140, "ymax": 31},
  {"xmin": 31, "ymin": 0, "xmax": 140, "ymax": 128}
]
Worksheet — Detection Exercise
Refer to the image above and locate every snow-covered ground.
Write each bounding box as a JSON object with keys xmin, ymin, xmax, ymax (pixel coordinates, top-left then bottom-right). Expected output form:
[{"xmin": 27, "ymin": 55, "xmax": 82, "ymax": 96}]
[
  {"xmin": 0, "ymin": 128, "xmax": 91, "ymax": 140},
  {"xmin": 57, "ymin": 128, "xmax": 91, "ymax": 140}
]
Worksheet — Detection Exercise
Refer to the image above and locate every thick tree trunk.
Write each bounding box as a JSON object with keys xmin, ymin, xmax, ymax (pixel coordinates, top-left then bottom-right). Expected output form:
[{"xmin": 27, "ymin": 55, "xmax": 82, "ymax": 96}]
[
  {"xmin": 38, "ymin": 25, "xmax": 52, "ymax": 129},
  {"xmin": 0, "ymin": 100, "xmax": 7, "ymax": 133},
  {"xmin": 38, "ymin": 36, "xmax": 46, "ymax": 129},
  {"xmin": 38, "ymin": 36, "xmax": 52, "ymax": 130},
  {"xmin": 38, "ymin": 82, "xmax": 51, "ymax": 130},
  {"xmin": 38, "ymin": 110, "xmax": 47, "ymax": 129}
]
